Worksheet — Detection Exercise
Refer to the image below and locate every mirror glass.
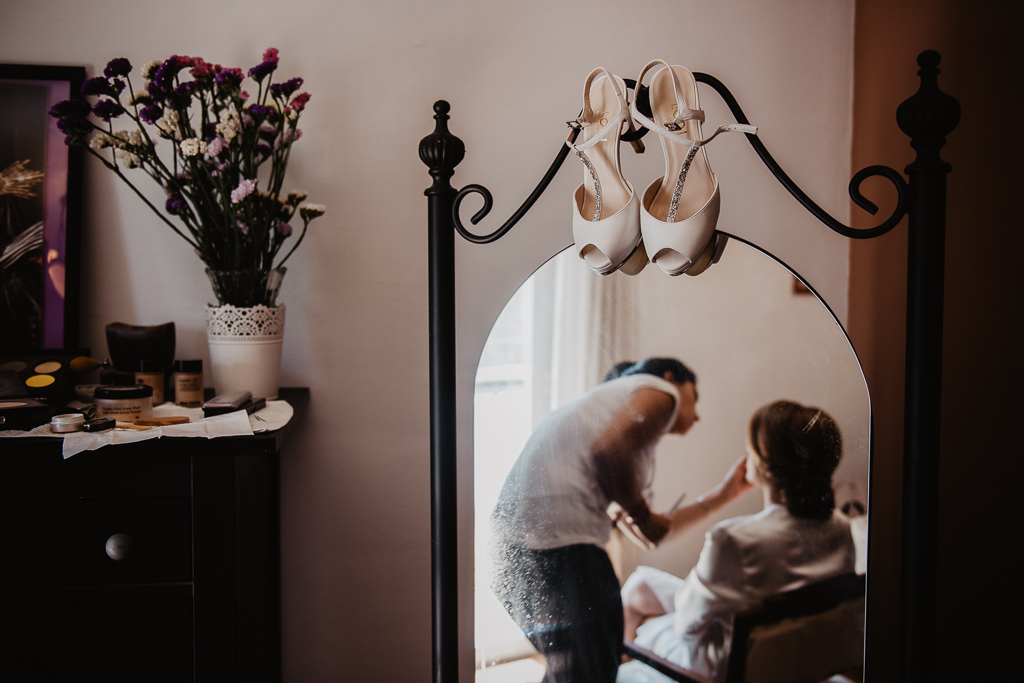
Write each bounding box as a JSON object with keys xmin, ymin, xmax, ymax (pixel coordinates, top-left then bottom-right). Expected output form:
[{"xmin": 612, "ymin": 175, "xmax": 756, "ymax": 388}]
[{"xmin": 473, "ymin": 237, "xmax": 869, "ymax": 683}]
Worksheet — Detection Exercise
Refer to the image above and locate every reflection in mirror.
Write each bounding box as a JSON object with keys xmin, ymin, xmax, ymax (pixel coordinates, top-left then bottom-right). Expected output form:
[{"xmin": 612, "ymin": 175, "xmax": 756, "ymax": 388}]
[{"xmin": 474, "ymin": 239, "xmax": 869, "ymax": 683}]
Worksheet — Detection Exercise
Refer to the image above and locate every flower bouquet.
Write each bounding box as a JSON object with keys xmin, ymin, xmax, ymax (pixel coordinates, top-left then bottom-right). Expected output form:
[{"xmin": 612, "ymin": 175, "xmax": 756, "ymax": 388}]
[{"xmin": 50, "ymin": 48, "xmax": 325, "ymax": 307}]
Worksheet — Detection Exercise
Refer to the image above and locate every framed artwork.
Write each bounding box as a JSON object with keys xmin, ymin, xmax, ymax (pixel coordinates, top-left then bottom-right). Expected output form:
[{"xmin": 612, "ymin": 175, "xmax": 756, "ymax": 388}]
[{"xmin": 0, "ymin": 64, "xmax": 84, "ymax": 350}]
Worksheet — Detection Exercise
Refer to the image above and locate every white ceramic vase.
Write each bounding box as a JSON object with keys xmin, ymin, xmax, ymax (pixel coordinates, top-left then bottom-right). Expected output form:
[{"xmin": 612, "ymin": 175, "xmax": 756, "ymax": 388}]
[{"xmin": 206, "ymin": 304, "xmax": 286, "ymax": 400}]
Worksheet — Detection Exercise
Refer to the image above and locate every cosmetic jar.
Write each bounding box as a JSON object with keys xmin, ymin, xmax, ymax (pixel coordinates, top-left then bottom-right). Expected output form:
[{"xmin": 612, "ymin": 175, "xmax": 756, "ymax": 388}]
[
  {"xmin": 50, "ymin": 413, "xmax": 86, "ymax": 433},
  {"xmin": 94, "ymin": 384, "xmax": 153, "ymax": 420},
  {"xmin": 174, "ymin": 360, "xmax": 204, "ymax": 407},
  {"xmin": 135, "ymin": 360, "xmax": 165, "ymax": 405}
]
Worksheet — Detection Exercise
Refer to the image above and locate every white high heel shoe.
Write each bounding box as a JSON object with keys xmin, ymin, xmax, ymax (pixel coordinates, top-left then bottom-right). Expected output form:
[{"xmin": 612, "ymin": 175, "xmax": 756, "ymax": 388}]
[
  {"xmin": 568, "ymin": 67, "xmax": 645, "ymax": 276},
  {"xmin": 631, "ymin": 60, "xmax": 756, "ymax": 276}
]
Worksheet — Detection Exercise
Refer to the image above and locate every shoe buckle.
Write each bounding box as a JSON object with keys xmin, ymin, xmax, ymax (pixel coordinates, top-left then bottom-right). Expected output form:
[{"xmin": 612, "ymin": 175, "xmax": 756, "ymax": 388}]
[
  {"xmin": 566, "ymin": 117, "xmax": 585, "ymax": 131},
  {"xmin": 665, "ymin": 121, "xmax": 682, "ymax": 132}
]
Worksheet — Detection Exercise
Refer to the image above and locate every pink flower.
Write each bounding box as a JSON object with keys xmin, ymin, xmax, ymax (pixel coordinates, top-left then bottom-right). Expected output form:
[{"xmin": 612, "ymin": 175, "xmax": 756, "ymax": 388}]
[
  {"xmin": 236, "ymin": 219, "xmax": 250, "ymax": 235},
  {"xmin": 291, "ymin": 92, "xmax": 310, "ymax": 111},
  {"xmin": 207, "ymin": 136, "xmax": 226, "ymax": 156},
  {"xmin": 263, "ymin": 48, "xmax": 279, "ymax": 64},
  {"xmin": 276, "ymin": 222, "xmax": 293, "ymax": 237},
  {"xmin": 231, "ymin": 178, "xmax": 256, "ymax": 203},
  {"xmin": 240, "ymin": 90, "xmax": 250, "ymax": 102}
]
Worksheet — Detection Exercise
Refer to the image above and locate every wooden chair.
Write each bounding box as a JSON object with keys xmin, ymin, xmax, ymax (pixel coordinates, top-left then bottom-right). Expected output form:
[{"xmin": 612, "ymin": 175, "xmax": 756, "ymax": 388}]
[{"xmin": 624, "ymin": 573, "xmax": 865, "ymax": 683}]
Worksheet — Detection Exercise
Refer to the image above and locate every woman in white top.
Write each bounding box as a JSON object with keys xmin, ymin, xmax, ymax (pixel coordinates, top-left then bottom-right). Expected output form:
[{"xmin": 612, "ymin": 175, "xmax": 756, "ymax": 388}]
[
  {"xmin": 490, "ymin": 358, "xmax": 751, "ymax": 683},
  {"xmin": 619, "ymin": 400, "xmax": 856, "ymax": 683}
]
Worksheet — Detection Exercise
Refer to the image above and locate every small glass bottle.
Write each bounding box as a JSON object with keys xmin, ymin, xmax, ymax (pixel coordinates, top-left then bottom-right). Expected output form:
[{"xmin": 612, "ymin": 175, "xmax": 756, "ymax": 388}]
[
  {"xmin": 174, "ymin": 360, "xmax": 204, "ymax": 407},
  {"xmin": 135, "ymin": 360, "xmax": 165, "ymax": 405}
]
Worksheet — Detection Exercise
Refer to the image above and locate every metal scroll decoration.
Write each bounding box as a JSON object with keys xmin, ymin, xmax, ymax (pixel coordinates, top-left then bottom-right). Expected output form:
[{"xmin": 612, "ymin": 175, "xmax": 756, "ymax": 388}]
[{"xmin": 420, "ymin": 50, "xmax": 958, "ymax": 683}]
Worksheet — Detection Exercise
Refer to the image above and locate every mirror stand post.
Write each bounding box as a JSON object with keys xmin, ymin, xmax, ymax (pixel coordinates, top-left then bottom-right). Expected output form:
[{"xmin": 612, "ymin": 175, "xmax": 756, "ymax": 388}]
[
  {"xmin": 895, "ymin": 50, "xmax": 961, "ymax": 683},
  {"xmin": 419, "ymin": 100, "xmax": 465, "ymax": 683}
]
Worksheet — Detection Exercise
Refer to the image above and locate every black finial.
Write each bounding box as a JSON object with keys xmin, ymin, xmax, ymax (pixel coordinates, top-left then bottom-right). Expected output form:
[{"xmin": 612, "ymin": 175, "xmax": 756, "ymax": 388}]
[
  {"xmin": 897, "ymin": 51, "xmax": 961, "ymax": 173},
  {"xmin": 420, "ymin": 100, "xmax": 465, "ymax": 195}
]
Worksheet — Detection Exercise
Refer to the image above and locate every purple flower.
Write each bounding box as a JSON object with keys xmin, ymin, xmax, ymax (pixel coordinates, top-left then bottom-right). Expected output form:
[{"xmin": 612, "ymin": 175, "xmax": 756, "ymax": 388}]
[
  {"xmin": 247, "ymin": 104, "xmax": 274, "ymax": 118},
  {"xmin": 92, "ymin": 99, "xmax": 125, "ymax": 121},
  {"xmin": 140, "ymin": 104, "xmax": 163, "ymax": 124},
  {"xmin": 231, "ymin": 178, "xmax": 256, "ymax": 203},
  {"xmin": 110, "ymin": 78, "xmax": 126, "ymax": 95},
  {"xmin": 147, "ymin": 81, "xmax": 166, "ymax": 100},
  {"xmin": 276, "ymin": 222, "xmax": 293, "ymax": 237},
  {"xmin": 165, "ymin": 195, "xmax": 188, "ymax": 215},
  {"xmin": 81, "ymin": 76, "xmax": 116, "ymax": 98},
  {"xmin": 256, "ymin": 143, "xmax": 272, "ymax": 157},
  {"xmin": 241, "ymin": 114, "xmax": 254, "ymax": 128},
  {"xmin": 214, "ymin": 68, "xmax": 243, "ymax": 88},
  {"xmin": 269, "ymin": 77, "xmax": 303, "ymax": 99},
  {"xmin": 153, "ymin": 56, "xmax": 191, "ymax": 87},
  {"xmin": 236, "ymin": 219, "xmax": 250, "ymax": 235},
  {"xmin": 248, "ymin": 60, "xmax": 277, "ymax": 83},
  {"xmin": 104, "ymin": 58, "xmax": 132, "ymax": 78},
  {"xmin": 49, "ymin": 99, "xmax": 91, "ymax": 119},
  {"xmin": 56, "ymin": 115, "xmax": 91, "ymax": 139}
]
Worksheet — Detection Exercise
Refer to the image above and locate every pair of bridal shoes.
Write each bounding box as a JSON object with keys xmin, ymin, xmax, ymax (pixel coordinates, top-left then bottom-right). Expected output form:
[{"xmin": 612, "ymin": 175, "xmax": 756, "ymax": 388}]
[{"xmin": 569, "ymin": 62, "xmax": 757, "ymax": 276}]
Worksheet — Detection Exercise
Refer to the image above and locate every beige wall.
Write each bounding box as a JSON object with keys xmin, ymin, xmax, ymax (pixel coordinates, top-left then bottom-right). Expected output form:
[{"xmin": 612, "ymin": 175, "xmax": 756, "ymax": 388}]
[{"xmin": 1, "ymin": 1, "xmax": 860, "ymax": 680}]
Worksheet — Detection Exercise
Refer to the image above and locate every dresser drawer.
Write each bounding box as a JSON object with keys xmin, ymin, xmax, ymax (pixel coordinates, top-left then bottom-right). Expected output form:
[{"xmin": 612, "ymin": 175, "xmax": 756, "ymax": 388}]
[
  {"xmin": 1, "ymin": 496, "xmax": 193, "ymax": 588},
  {"xmin": 3, "ymin": 591, "xmax": 195, "ymax": 681}
]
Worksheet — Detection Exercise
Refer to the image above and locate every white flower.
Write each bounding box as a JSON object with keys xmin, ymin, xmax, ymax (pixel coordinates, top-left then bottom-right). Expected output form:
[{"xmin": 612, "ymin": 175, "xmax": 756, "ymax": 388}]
[
  {"xmin": 299, "ymin": 202, "xmax": 325, "ymax": 220},
  {"xmin": 124, "ymin": 88, "xmax": 150, "ymax": 106},
  {"xmin": 286, "ymin": 110, "xmax": 298, "ymax": 121},
  {"xmin": 155, "ymin": 109, "xmax": 179, "ymax": 138},
  {"xmin": 115, "ymin": 148, "xmax": 142, "ymax": 169},
  {"xmin": 89, "ymin": 132, "xmax": 114, "ymax": 151},
  {"xmin": 216, "ymin": 105, "xmax": 241, "ymax": 144},
  {"xmin": 105, "ymin": 130, "xmax": 149, "ymax": 168},
  {"xmin": 140, "ymin": 60, "xmax": 161, "ymax": 80},
  {"xmin": 179, "ymin": 138, "xmax": 207, "ymax": 157},
  {"xmin": 111, "ymin": 129, "xmax": 144, "ymax": 148}
]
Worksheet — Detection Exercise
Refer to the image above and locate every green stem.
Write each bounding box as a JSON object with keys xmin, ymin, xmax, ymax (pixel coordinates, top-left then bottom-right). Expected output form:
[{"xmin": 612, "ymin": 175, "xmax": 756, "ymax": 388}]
[{"xmin": 82, "ymin": 146, "xmax": 199, "ymax": 249}]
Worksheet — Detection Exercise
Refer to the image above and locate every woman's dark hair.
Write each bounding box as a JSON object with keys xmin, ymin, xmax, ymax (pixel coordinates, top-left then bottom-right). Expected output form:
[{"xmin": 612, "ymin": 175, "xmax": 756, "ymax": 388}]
[
  {"xmin": 617, "ymin": 357, "xmax": 696, "ymax": 385},
  {"xmin": 603, "ymin": 361, "xmax": 637, "ymax": 382},
  {"xmin": 748, "ymin": 400, "xmax": 841, "ymax": 520}
]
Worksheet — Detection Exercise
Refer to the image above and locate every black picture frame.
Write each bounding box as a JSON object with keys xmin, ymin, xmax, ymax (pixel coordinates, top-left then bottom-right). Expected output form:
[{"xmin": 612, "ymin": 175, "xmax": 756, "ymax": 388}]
[{"xmin": 0, "ymin": 63, "xmax": 84, "ymax": 350}]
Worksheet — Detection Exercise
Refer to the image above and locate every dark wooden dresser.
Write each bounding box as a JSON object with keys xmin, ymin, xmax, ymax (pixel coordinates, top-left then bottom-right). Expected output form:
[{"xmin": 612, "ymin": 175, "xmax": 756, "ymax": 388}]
[{"xmin": 0, "ymin": 388, "xmax": 308, "ymax": 682}]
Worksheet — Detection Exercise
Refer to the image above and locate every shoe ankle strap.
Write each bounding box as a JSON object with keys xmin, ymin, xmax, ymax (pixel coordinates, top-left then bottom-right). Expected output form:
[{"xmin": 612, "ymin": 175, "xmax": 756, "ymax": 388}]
[
  {"xmin": 630, "ymin": 60, "xmax": 757, "ymax": 148},
  {"xmin": 565, "ymin": 67, "xmax": 629, "ymax": 153}
]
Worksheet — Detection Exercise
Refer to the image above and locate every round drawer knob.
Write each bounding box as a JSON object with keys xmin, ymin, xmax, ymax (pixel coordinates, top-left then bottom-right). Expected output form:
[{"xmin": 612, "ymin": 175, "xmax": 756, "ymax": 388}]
[{"xmin": 105, "ymin": 533, "xmax": 133, "ymax": 561}]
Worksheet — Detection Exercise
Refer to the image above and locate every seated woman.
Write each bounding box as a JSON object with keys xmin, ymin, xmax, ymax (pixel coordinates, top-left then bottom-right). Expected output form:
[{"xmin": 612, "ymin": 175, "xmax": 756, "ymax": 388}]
[{"xmin": 618, "ymin": 400, "xmax": 856, "ymax": 683}]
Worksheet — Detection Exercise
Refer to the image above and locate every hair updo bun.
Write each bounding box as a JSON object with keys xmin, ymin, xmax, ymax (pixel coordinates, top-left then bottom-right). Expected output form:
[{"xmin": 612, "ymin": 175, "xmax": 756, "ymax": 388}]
[{"xmin": 748, "ymin": 400, "xmax": 842, "ymax": 520}]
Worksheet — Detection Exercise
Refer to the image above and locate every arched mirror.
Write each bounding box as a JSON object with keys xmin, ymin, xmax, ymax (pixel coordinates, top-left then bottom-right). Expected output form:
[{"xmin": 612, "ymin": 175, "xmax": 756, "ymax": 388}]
[{"xmin": 473, "ymin": 237, "xmax": 870, "ymax": 683}]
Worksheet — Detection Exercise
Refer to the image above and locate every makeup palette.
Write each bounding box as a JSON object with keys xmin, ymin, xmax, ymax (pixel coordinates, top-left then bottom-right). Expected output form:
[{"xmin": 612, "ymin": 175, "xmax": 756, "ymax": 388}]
[
  {"xmin": 0, "ymin": 354, "xmax": 78, "ymax": 401},
  {"xmin": 0, "ymin": 350, "xmax": 91, "ymax": 430}
]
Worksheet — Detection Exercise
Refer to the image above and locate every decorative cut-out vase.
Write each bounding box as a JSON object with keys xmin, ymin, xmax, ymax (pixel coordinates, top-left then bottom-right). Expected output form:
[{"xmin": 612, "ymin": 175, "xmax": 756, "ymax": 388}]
[{"xmin": 205, "ymin": 268, "xmax": 287, "ymax": 400}]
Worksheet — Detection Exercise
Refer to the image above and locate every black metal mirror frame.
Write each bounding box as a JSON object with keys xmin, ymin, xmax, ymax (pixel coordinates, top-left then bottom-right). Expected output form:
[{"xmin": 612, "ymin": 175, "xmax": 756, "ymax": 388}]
[{"xmin": 421, "ymin": 50, "xmax": 959, "ymax": 683}]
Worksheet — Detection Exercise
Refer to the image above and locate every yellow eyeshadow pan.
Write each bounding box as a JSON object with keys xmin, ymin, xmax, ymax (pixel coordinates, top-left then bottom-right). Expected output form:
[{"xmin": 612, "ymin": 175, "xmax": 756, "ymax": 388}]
[
  {"xmin": 26, "ymin": 375, "xmax": 55, "ymax": 388},
  {"xmin": 0, "ymin": 361, "xmax": 28, "ymax": 372},
  {"xmin": 34, "ymin": 361, "xmax": 62, "ymax": 374}
]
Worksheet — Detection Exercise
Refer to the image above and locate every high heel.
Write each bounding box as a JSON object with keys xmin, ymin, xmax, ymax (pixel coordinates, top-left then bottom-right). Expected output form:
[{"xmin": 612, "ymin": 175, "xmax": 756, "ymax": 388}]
[
  {"xmin": 568, "ymin": 67, "xmax": 645, "ymax": 276},
  {"xmin": 630, "ymin": 60, "xmax": 756, "ymax": 276}
]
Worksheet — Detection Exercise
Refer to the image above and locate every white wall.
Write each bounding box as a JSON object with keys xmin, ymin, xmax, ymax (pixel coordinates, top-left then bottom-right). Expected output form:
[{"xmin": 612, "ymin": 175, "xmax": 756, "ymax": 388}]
[{"xmin": 0, "ymin": 1, "xmax": 855, "ymax": 680}]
